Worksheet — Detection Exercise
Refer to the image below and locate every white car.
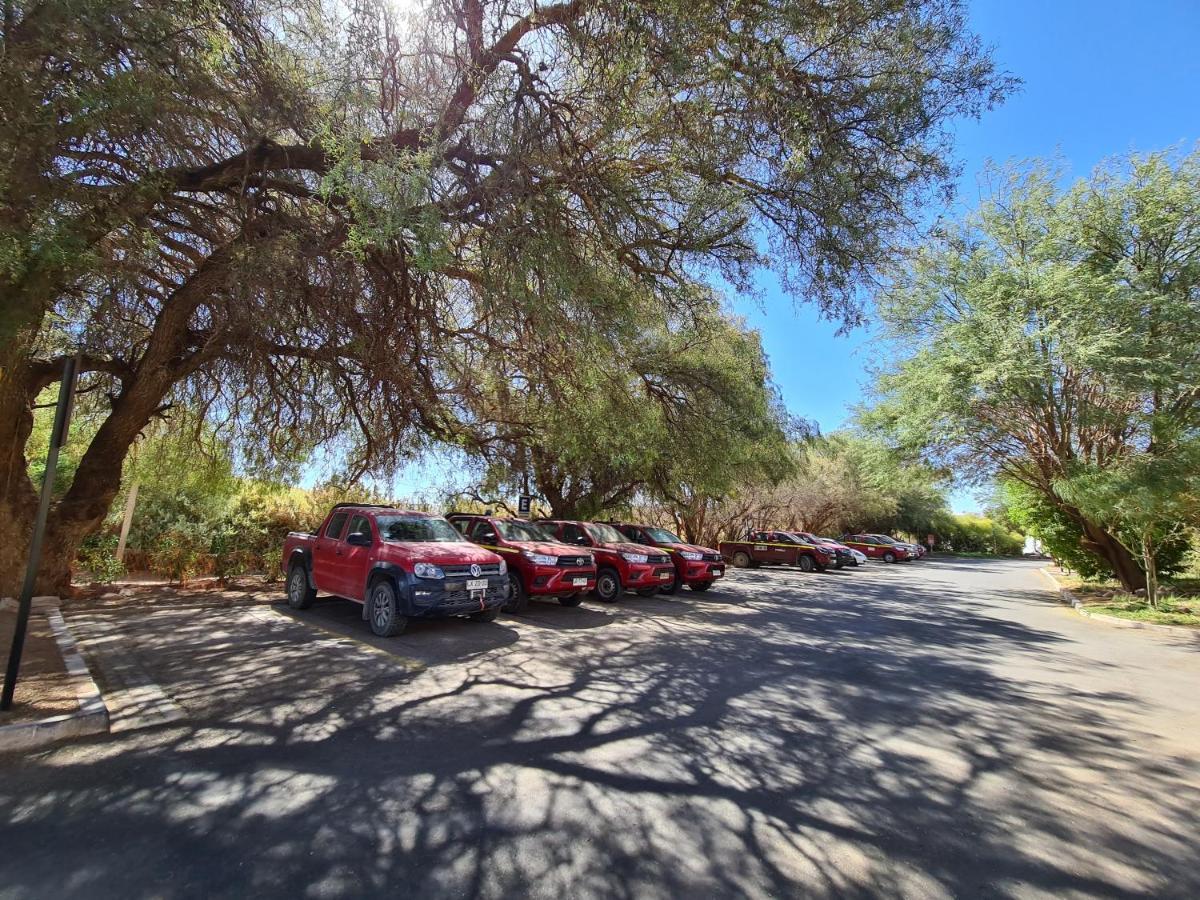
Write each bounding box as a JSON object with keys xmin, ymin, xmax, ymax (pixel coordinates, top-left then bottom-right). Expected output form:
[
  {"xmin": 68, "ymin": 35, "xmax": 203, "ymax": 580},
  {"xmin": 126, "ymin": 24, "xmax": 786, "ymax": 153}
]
[{"xmin": 849, "ymin": 548, "xmax": 868, "ymax": 566}]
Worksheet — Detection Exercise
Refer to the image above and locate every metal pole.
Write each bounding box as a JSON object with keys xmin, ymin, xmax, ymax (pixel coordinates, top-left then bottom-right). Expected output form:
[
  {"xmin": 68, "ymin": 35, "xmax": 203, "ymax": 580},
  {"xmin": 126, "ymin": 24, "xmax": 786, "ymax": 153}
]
[{"xmin": 2, "ymin": 355, "xmax": 79, "ymax": 711}]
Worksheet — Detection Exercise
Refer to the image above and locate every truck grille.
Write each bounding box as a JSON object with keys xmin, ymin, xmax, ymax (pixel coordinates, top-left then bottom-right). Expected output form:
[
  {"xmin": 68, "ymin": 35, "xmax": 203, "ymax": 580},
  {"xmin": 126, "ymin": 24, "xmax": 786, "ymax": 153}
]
[
  {"xmin": 649, "ymin": 554, "xmax": 672, "ymax": 565},
  {"xmin": 443, "ymin": 563, "xmax": 503, "ymax": 577},
  {"xmin": 555, "ymin": 555, "xmax": 592, "ymax": 567},
  {"xmin": 701, "ymin": 552, "xmax": 722, "ymax": 562}
]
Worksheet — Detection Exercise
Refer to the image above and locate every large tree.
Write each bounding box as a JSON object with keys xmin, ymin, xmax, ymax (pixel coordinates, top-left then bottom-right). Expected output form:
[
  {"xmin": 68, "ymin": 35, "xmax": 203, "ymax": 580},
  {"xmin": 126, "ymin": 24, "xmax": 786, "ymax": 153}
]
[
  {"xmin": 1, "ymin": 0, "xmax": 1009, "ymax": 594},
  {"xmin": 868, "ymin": 151, "xmax": 1200, "ymax": 590}
]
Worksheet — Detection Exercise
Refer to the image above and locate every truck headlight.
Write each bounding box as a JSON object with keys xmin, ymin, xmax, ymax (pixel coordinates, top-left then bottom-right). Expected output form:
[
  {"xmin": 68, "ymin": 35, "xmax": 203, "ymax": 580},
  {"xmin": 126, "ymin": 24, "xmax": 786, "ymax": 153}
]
[
  {"xmin": 413, "ymin": 563, "xmax": 444, "ymax": 579},
  {"xmin": 621, "ymin": 552, "xmax": 648, "ymax": 563},
  {"xmin": 679, "ymin": 551, "xmax": 702, "ymax": 561},
  {"xmin": 522, "ymin": 550, "xmax": 556, "ymax": 566},
  {"xmin": 497, "ymin": 559, "xmax": 507, "ymax": 575}
]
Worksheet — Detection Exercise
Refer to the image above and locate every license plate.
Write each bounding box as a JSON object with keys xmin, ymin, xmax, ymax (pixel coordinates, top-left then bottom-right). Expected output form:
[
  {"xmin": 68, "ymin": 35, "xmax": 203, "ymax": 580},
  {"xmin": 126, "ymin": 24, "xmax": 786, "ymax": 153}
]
[
  {"xmin": 466, "ymin": 578, "xmax": 487, "ymax": 591},
  {"xmin": 711, "ymin": 567, "xmax": 724, "ymax": 577},
  {"xmin": 658, "ymin": 571, "xmax": 671, "ymax": 579},
  {"xmin": 571, "ymin": 577, "xmax": 588, "ymax": 587}
]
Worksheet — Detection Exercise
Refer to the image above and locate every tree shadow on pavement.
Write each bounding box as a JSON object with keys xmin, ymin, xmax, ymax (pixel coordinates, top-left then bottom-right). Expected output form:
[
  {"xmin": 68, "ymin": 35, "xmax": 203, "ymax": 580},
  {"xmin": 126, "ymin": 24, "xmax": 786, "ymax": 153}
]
[{"xmin": 1, "ymin": 561, "xmax": 1197, "ymax": 899}]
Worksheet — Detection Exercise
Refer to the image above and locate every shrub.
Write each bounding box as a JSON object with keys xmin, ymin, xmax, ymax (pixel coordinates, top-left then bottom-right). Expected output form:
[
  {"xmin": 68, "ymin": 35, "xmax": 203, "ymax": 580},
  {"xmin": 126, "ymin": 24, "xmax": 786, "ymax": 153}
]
[{"xmin": 76, "ymin": 532, "xmax": 126, "ymax": 583}]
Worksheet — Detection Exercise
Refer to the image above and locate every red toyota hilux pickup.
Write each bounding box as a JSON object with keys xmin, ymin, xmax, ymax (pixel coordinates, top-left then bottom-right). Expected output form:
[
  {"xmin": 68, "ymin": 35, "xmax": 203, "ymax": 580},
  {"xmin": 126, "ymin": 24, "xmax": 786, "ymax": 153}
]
[
  {"xmin": 281, "ymin": 504, "xmax": 508, "ymax": 636},
  {"xmin": 540, "ymin": 519, "xmax": 676, "ymax": 601},
  {"xmin": 446, "ymin": 514, "xmax": 597, "ymax": 612},
  {"xmin": 610, "ymin": 522, "xmax": 725, "ymax": 593}
]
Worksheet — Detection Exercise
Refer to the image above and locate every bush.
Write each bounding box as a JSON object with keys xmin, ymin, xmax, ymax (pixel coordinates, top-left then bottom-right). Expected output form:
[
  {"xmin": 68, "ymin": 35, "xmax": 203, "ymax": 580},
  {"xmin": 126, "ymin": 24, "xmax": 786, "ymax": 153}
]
[
  {"xmin": 76, "ymin": 531, "xmax": 126, "ymax": 583},
  {"xmin": 148, "ymin": 527, "xmax": 211, "ymax": 583}
]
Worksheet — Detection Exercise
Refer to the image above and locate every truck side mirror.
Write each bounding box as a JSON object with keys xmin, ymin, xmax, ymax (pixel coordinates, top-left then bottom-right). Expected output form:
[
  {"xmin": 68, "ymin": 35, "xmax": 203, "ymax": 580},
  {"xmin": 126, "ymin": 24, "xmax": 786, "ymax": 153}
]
[{"xmin": 346, "ymin": 531, "xmax": 372, "ymax": 546}]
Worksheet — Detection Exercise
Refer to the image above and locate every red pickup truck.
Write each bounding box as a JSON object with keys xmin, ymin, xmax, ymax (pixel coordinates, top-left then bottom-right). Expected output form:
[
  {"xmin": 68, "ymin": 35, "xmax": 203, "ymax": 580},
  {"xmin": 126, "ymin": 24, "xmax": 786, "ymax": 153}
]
[
  {"xmin": 610, "ymin": 522, "xmax": 725, "ymax": 593},
  {"xmin": 719, "ymin": 531, "xmax": 835, "ymax": 572},
  {"xmin": 840, "ymin": 533, "xmax": 916, "ymax": 563},
  {"xmin": 446, "ymin": 514, "xmax": 597, "ymax": 612},
  {"xmin": 540, "ymin": 519, "xmax": 676, "ymax": 601},
  {"xmin": 281, "ymin": 504, "xmax": 508, "ymax": 636}
]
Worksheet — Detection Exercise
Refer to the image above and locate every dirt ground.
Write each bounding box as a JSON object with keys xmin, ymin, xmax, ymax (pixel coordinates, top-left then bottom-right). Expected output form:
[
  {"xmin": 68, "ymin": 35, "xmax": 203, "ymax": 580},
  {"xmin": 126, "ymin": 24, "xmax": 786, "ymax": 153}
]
[
  {"xmin": 0, "ymin": 609, "xmax": 76, "ymax": 723},
  {"xmin": 66, "ymin": 575, "xmax": 280, "ymax": 612}
]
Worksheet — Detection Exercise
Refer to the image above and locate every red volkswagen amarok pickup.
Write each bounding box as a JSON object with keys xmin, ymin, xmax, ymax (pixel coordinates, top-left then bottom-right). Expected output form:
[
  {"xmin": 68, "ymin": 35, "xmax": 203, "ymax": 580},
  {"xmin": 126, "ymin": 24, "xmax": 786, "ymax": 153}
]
[
  {"xmin": 447, "ymin": 514, "xmax": 597, "ymax": 612},
  {"xmin": 540, "ymin": 520, "xmax": 676, "ymax": 601},
  {"xmin": 610, "ymin": 522, "xmax": 725, "ymax": 593},
  {"xmin": 281, "ymin": 504, "xmax": 508, "ymax": 636}
]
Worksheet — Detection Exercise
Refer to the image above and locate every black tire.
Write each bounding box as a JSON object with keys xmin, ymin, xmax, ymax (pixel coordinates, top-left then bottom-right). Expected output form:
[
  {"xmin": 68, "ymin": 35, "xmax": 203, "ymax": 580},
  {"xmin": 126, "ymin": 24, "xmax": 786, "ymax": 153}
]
[
  {"xmin": 852, "ymin": 558, "xmax": 860, "ymax": 567},
  {"xmin": 286, "ymin": 563, "xmax": 316, "ymax": 610},
  {"xmin": 816, "ymin": 563, "xmax": 828, "ymax": 573},
  {"xmin": 367, "ymin": 579, "xmax": 407, "ymax": 637},
  {"xmin": 559, "ymin": 593, "xmax": 583, "ymax": 607},
  {"xmin": 883, "ymin": 551, "xmax": 896, "ymax": 564},
  {"xmin": 798, "ymin": 555, "xmax": 815, "ymax": 573},
  {"xmin": 659, "ymin": 572, "xmax": 680, "ymax": 595},
  {"xmin": 688, "ymin": 581, "xmax": 713, "ymax": 592},
  {"xmin": 470, "ymin": 607, "xmax": 500, "ymax": 622},
  {"xmin": 636, "ymin": 586, "xmax": 659, "ymax": 597},
  {"xmin": 593, "ymin": 567, "xmax": 622, "ymax": 603},
  {"xmin": 504, "ymin": 573, "xmax": 529, "ymax": 613},
  {"xmin": 732, "ymin": 551, "xmax": 751, "ymax": 568}
]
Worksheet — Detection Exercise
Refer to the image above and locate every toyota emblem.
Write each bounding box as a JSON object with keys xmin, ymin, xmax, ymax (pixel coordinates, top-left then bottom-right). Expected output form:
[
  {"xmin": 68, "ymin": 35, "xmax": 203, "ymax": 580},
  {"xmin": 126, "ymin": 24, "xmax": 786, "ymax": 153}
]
[{"xmin": 470, "ymin": 564, "xmax": 481, "ymax": 578}]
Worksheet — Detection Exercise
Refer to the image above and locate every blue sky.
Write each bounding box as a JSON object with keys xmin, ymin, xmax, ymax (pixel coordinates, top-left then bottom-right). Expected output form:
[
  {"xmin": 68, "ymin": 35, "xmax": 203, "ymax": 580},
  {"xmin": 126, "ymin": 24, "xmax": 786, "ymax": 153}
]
[{"xmin": 738, "ymin": 0, "xmax": 1200, "ymax": 511}]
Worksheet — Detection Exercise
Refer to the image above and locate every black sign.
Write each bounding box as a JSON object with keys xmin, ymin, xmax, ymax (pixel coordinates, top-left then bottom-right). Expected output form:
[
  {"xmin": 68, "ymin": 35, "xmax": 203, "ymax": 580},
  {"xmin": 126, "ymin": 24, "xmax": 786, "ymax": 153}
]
[{"xmin": 517, "ymin": 494, "xmax": 532, "ymax": 515}]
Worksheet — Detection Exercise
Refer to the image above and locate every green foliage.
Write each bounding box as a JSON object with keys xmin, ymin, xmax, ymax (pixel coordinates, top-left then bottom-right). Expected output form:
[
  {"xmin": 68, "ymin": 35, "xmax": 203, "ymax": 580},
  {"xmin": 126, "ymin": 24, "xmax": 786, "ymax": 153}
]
[
  {"xmin": 76, "ymin": 532, "xmax": 125, "ymax": 584},
  {"xmin": 866, "ymin": 150, "xmax": 1200, "ymax": 588},
  {"xmin": 934, "ymin": 513, "xmax": 1023, "ymax": 555},
  {"xmin": 1001, "ymin": 480, "xmax": 1110, "ymax": 578}
]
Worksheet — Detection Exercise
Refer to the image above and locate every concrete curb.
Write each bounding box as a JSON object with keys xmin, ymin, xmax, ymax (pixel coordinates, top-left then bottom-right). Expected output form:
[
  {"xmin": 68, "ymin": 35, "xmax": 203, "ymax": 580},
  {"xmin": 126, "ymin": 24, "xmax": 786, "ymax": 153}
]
[
  {"xmin": 0, "ymin": 602, "xmax": 109, "ymax": 753},
  {"xmin": 1039, "ymin": 567, "xmax": 1200, "ymax": 641}
]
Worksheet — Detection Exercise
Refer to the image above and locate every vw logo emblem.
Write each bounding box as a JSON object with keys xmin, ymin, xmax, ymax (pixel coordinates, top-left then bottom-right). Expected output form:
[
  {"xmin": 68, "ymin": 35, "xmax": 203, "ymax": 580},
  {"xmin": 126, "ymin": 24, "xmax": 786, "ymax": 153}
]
[{"xmin": 470, "ymin": 564, "xmax": 481, "ymax": 578}]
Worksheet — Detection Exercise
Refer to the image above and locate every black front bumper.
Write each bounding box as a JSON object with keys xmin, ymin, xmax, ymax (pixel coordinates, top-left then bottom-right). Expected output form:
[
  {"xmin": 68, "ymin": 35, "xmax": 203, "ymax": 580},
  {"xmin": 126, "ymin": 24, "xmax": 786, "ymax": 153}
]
[{"xmin": 407, "ymin": 575, "xmax": 510, "ymax": 617}]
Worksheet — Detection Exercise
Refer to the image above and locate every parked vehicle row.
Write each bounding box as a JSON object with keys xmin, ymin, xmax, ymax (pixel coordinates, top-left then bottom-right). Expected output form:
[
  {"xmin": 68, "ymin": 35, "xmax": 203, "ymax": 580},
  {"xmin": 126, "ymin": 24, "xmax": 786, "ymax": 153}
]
[
  {"xmin": 720, "ymin": 530, "xmax": 927, "ymax": 568},
  {"xmin": 281, "ymin": 505, "xmax": 929, "ymax": 638},
  {"xmin": 281, "ymin": 505, "xmax": 729, "ymax": 636},
  {"xmin": 840, "ymin": 533, "xmax": 927, "ymax": 563}
]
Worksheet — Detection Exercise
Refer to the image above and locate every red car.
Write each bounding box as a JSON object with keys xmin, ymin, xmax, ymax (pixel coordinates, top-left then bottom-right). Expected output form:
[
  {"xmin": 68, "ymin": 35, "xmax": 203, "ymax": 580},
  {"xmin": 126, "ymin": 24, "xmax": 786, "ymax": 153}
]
[
  {"xmin": 610, "ymin": 522, "xmax": 725, "ymax": 593},
  {"xmin": 541, "ymin": 520, "xmax": 677, "ymax": 601},
  {"xmin": 447, "ymin": 514, "xmax": 597, "ymax": 612},
  {"xmin": 281, "ymin": 504, "xmax": 508, "ymax": 636},
  {"xmin": 841, "ymin": 533, "xmax": 916, "ymax": 563}
]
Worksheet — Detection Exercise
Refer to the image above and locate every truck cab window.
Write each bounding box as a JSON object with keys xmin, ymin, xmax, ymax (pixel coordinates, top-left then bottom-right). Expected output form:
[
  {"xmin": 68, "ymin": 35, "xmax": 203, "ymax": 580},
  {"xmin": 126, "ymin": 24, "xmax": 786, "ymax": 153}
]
[{"xmin": 325, "ymin": 513, "xmax": 348, "ymax": 540}]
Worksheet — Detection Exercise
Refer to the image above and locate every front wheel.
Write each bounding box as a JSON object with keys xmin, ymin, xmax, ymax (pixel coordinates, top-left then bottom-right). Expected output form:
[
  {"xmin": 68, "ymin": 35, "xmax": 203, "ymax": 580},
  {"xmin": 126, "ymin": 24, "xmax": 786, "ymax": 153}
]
[
  {"xmin": 688, "ymin": 581, "xmax": 713, "ymax": 592},
  {"xmin": 883, "ymin": 551, "xmax": 896, "ymax": 563},
  {"xmin": 504, "ymin": 574, "xmax": 529, "ymax": 613},
  {"xmin": 732, "ymin": 551, "xmax": 751, "ymax": 568},
  {"xmin": 593, "ymin": 568, "xmax": 622, "ymax": 603},
  {"xmin": 286, "ymin": 563, "xmax": 316, "ymax": 610},
  {"xmin": 368, "ymin": 580, "xmax": 407, "ymax": 637},
  {"xmin": 798, "ymin": 555, "xmax": 815, "ymax": 573},
  {"xmin": 659, "ymin": 572, "xmax": 680, "ymax": 595}
]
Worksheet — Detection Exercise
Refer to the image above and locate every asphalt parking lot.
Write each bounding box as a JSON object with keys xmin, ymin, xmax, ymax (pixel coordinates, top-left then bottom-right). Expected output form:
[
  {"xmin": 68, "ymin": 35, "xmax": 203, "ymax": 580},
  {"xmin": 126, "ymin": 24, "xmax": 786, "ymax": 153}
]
[{"xmin": 2, "ymin": 558, "xmax": 1198, "ymax": 899}]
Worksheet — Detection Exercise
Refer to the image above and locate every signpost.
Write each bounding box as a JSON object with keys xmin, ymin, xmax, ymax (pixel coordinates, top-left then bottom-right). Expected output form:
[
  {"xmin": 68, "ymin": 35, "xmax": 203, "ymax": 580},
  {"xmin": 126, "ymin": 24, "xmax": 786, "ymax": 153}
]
[
  {"xmin": 2, "ymin": 355, "xmax": 79, "ymax": 711},
  {"xmin": 517, "ymin": 494, "xmax": 532, "ymax": 516}
]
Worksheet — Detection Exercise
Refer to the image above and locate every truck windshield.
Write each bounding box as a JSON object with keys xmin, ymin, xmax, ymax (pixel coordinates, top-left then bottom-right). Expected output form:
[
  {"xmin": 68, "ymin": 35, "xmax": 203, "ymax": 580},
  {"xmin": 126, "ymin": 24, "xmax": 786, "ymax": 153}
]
[
  {"xmin": 644, "ymin": 527, "xmax": 683, "ymax": 544},
  {"xmin": 587, "ymin": 523, "xmax": 625, "ymax": 544},
  {"xmin": 376, "ymin": 516, "xmax": 465, "ymax": 543},
  {"xmin": 495, "ymin": 520, "xmax": 551, "ymax": 542}
]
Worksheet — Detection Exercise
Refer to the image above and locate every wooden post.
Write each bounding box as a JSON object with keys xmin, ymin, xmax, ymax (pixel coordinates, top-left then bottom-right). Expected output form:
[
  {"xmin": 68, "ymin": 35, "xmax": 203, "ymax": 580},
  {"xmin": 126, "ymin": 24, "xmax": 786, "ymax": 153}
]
[{"xmin": 115, "ymin": 481, "xmax": 139, "ymax": 562}]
